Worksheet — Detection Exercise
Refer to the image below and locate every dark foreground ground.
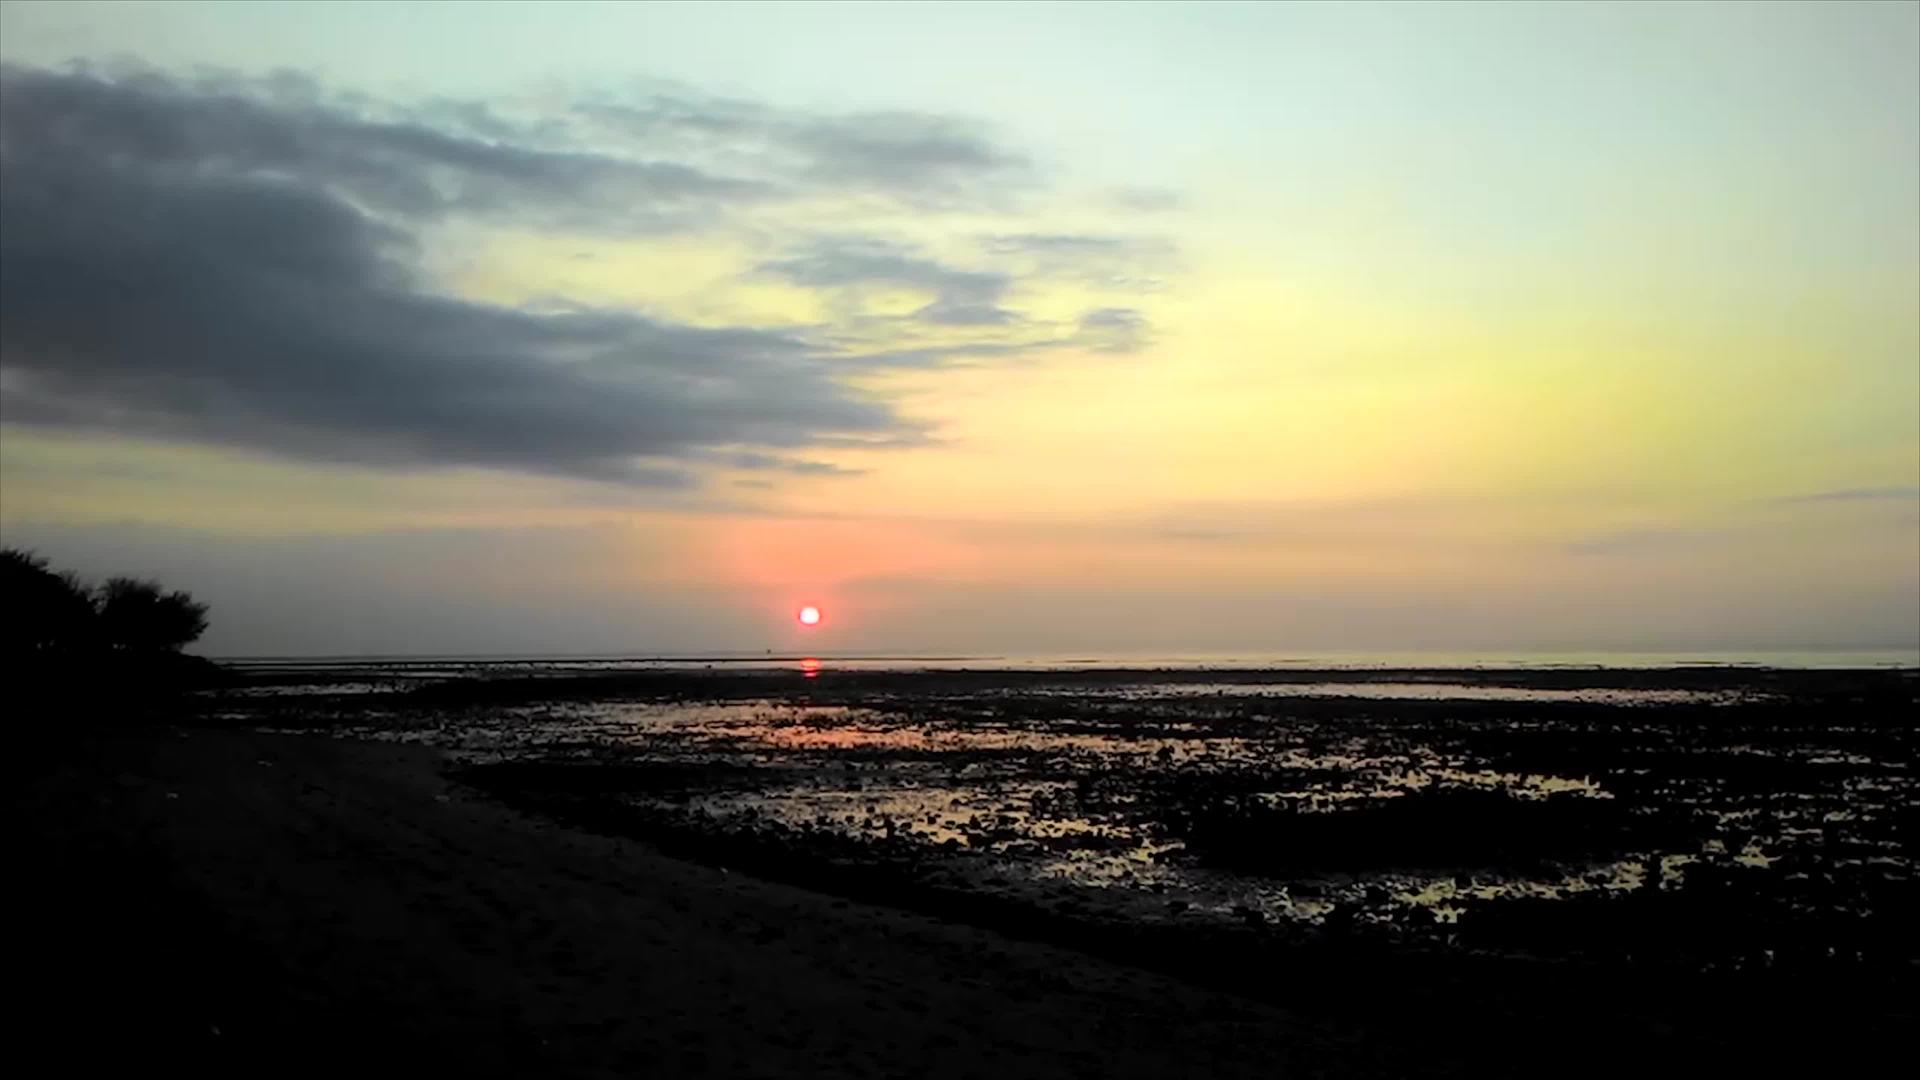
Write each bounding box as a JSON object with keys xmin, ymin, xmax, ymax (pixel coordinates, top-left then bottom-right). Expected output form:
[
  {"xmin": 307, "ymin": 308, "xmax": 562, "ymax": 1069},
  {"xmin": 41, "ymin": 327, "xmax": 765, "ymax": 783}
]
[
  {"xmin": 15, "ymin": 665, "xmax": 1917, "ymax": 1076},
  {"xmin": 19, "ymin": 727, "xmax": 1387, "ymax": 1078}
]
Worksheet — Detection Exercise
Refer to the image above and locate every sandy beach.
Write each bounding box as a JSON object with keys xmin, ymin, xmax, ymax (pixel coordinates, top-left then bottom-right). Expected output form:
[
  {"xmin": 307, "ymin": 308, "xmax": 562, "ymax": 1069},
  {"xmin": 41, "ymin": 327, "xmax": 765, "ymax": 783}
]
[{"xmin": 19, "ymin": 726, "xmax": 1389, "ymax": 1078}]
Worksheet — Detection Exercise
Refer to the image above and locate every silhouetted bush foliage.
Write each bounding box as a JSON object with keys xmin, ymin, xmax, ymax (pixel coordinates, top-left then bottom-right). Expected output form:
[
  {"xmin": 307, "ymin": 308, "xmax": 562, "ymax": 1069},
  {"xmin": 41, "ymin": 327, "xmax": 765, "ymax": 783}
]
[
  {"xmin": 2, "ymin": 549, "xmax": 209, "ymax": 658},
  {"xmin": 95, "ymin": 576, "xmax": 210, "ymax": 653},
  {"xmin": 3, "ymin": 549, "xmax": 99, "ymax": 655}
]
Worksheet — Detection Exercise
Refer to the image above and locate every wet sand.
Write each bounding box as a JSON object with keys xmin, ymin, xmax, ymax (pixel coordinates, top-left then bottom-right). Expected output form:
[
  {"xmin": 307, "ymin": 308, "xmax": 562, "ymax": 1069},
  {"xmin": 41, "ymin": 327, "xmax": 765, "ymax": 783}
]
[{"xmin": 18, "ymin": 727, "xmax": 1387, "ymax": 1078}]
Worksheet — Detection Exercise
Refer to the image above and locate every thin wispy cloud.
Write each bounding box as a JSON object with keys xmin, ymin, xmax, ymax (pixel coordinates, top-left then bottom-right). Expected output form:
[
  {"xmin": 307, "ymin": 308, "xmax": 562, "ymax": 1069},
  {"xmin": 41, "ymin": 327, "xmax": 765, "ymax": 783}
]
[
  {"xmin": 1774, "ymin": 487, "xmax": 1920, "ymax": 505},
  {"xmin": 979, "ymin": 233, "xmax": 1175, "ymax": 290},
  {"xmin": 754, "ymin": 234, "xmax": 1158, "ymax": 362},
  {"xmin": 755, "ymin": 236, "xmax": 1019, "ymax": 328},
  {"xmin": 568, "ymin": 89, "xmax": 1036, "ymax": 207}
]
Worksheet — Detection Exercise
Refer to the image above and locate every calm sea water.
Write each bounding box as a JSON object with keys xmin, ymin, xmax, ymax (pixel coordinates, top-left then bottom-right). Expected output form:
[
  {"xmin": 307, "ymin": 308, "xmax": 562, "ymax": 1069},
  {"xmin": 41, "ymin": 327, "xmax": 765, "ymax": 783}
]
[{"xmin": 219, "ymin": 648, "xmax": 1920, "ymax": 674}]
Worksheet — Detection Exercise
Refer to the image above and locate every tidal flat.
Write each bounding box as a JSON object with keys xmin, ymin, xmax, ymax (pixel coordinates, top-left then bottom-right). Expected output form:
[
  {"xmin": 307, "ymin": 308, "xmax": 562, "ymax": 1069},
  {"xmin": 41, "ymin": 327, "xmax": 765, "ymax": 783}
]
[{"xmin": 187, "ymin": 662, "xmax": 1917, "ymax": 1067}]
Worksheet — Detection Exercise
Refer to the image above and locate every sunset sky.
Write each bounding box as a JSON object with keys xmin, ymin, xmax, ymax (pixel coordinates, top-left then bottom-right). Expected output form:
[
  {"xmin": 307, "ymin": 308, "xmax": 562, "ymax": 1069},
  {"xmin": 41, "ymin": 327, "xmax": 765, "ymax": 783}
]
[{"xmin": 1, "ymin": 1, "xmax": 1915, "ymax": 657}]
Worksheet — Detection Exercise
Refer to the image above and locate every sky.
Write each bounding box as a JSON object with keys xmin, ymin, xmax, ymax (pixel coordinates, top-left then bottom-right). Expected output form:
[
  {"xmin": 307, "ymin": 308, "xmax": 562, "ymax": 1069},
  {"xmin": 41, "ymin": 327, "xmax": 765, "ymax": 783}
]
[{"xmin": 0, "ymin": 0, "xmax": 1915, "ymax": 658}]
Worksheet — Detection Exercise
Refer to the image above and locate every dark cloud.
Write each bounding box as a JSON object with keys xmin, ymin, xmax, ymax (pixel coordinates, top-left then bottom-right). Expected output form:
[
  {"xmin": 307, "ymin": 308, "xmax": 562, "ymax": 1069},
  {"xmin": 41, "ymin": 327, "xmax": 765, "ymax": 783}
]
[
  {"xmin": 830, "ymin": 342, "xmax": 1041, "ymax": 370},
  {"xmin": 691, "ymin": 450, "xmax": 866, "ymax": 477},
  {"xmin": 0, "ymin": 65, "xmax": 774, "ymax": 234},
  {"xmin": 0, "ymin": 65, "xmax": 1172, "ymax": 486},
  {"xmin": 0, "ymin": 65, "xmax": 916, "ymax": 485}
]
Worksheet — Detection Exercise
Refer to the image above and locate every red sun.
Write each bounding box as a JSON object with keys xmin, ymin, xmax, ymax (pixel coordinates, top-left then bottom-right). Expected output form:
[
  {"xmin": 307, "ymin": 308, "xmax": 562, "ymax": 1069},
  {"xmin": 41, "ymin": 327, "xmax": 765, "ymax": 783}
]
[{"xmin": 797, "ymin": 605, "xmax": 823, "ymax": 627}]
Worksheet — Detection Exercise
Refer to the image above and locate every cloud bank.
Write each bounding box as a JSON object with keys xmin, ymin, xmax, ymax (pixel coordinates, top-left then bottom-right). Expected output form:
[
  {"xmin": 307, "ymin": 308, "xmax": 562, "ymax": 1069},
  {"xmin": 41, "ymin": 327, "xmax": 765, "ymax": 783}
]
[{"xmin": 0, "ymin": 65, "xmax": 1167, "ymax": 485}]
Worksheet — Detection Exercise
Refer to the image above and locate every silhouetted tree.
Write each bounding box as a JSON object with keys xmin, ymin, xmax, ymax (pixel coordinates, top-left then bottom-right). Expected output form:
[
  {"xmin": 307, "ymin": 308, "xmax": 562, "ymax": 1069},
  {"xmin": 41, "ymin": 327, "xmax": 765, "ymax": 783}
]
[
  {"xmin": 5, "ymin": 550, "xmax": 219, "ymax": 702},
  {"xmin": 94, "ymin": 576, "xmax": 209, "ymax": 653},
  {"xmin": 3, "ymin": 549, "xmax": 211, "ymax": 660},
  {"xmin": 1, "ymin": 548, "xmax": 98, "ymax": 654}
]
